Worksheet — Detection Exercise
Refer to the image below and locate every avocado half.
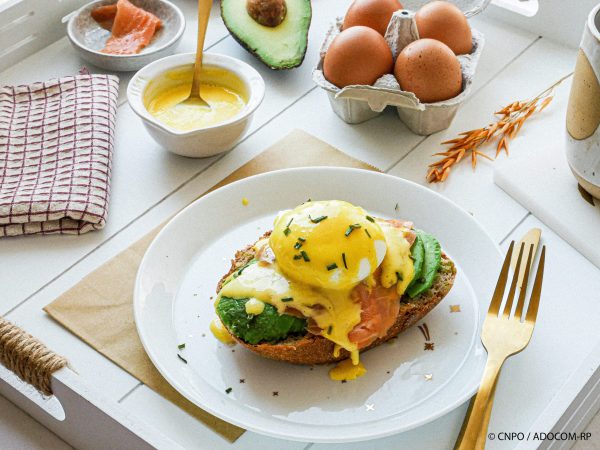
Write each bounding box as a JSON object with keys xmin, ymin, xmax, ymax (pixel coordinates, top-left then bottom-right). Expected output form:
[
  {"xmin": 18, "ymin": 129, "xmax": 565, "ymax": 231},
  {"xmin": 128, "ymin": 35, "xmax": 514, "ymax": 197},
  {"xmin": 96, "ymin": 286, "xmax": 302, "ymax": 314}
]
[{"xmin": 221, "ymin": 0, "xmax": 312, "ymax": 70}]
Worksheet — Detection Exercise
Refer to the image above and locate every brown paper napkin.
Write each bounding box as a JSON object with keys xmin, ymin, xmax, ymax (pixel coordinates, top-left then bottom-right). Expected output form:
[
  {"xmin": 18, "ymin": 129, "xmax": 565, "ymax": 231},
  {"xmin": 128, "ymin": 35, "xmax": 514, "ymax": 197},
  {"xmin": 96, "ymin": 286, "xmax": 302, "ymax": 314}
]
[{"xmin": 44, "ymin": 130, "xmax": 378, "ymax": 442}]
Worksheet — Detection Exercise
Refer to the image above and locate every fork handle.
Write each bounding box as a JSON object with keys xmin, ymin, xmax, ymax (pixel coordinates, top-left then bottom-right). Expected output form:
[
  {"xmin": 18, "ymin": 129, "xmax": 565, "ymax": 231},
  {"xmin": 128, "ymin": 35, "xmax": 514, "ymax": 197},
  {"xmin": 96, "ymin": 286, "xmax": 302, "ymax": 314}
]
[
  {"xmin": 455, "ymin": 356, "xmax": 505, "ymax": 450},
  {"xmin": 456, "ymin": 373, "xmax": 500, "ymax": 449}
]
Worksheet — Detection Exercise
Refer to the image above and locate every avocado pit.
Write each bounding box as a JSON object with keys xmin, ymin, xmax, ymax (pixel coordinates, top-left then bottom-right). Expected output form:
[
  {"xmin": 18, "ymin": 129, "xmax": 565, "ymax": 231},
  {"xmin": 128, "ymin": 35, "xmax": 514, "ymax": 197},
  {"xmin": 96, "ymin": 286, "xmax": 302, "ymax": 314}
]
[{"xmin": 246, "ymin": 0, "xmax": 287, "ymax": 27}]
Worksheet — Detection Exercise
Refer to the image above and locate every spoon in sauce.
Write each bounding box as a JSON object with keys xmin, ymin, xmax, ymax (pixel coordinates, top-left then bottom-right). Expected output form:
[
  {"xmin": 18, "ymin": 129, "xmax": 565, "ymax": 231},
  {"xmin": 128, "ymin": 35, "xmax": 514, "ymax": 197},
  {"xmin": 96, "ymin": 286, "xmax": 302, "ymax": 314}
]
[{"xmin": 181, "ymin": 0, "xmax": 212, "ymax": 108}]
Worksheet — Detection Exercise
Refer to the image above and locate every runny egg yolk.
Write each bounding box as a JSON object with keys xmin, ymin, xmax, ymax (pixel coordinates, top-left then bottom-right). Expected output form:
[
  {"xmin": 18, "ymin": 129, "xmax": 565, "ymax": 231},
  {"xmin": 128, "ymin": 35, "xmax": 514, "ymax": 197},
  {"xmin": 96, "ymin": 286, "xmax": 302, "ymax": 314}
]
[{"xmin": 216, "ymin": 200, "xmax": 415, "ymax": 368}]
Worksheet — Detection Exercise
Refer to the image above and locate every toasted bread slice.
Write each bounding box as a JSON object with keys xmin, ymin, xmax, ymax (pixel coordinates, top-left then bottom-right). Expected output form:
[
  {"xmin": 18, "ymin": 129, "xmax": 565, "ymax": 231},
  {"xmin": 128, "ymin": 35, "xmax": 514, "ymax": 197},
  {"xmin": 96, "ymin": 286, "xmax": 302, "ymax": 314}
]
[{"xmin": 216, "ymin": 232, "xmax": 456, "ymax": 365}]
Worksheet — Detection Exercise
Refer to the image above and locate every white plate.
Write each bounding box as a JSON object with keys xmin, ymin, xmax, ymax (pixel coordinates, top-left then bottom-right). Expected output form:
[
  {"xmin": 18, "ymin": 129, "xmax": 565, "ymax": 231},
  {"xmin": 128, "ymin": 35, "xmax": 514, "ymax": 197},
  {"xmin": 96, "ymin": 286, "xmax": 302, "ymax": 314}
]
[{"xmin": 134, "ymin": 167, "xmax": 501, "ymax": 443}]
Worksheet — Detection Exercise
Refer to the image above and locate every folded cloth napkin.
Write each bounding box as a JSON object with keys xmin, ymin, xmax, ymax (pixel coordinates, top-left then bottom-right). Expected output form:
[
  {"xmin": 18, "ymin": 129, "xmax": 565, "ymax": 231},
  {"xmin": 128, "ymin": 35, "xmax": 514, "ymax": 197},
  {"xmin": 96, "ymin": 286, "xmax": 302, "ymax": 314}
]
[{"xmin": 0, "ymin": 74, "xmax": 119, "ymax": 237}]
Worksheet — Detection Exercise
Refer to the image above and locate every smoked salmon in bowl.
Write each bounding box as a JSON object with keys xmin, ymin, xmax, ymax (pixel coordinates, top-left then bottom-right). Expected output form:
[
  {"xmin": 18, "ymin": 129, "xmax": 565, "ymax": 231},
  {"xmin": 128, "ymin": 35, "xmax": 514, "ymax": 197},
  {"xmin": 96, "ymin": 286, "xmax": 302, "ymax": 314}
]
[{"xmin": 67, "ymin": 0, "xmax": 185, "ymax": 72}]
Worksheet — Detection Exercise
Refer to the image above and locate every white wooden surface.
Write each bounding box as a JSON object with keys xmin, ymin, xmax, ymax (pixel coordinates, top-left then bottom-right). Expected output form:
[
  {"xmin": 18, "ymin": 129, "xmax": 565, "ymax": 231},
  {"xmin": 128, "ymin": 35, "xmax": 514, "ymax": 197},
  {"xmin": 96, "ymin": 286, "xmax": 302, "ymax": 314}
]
[{"xmin": 2, "ymin": 0, "xmax": 600, "ymax": 448}]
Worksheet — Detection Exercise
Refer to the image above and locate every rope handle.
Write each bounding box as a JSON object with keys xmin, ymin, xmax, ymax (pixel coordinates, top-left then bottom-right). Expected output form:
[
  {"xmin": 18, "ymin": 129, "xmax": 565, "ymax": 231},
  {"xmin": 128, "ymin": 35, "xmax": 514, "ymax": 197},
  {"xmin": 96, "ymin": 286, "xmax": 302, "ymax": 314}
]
[{"xmin": 0, "ymin": 315, "xmax": 68, "ymax": 395}]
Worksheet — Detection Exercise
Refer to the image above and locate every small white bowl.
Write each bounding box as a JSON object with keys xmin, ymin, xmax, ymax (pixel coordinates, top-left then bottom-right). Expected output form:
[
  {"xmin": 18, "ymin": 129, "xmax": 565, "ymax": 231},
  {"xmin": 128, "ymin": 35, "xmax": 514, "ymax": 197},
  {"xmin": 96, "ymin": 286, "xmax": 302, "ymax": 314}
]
[
  {"xmin": 127, "ymin": 52, "xmax": 265, "ymax": 158},
  {"xmin": 67, "ymin": 0, "xmax": 185, "ymax": 72}
]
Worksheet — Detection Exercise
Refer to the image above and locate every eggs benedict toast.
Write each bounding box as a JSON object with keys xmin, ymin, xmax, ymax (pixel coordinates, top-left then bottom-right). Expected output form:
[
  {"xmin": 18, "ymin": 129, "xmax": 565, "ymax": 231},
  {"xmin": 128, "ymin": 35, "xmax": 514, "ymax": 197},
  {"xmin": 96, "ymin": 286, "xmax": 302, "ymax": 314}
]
[{"xmin": 212, "ymin": 200, "xmax": 456, "ymax": 368}]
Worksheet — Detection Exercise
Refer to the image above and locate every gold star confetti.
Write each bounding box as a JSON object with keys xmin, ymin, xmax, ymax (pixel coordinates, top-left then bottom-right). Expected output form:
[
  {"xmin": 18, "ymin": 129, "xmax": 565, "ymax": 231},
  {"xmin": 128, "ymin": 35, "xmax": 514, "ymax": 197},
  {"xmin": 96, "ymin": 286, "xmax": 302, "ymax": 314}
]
[
  {"xmin": 242, "ymin": 197, "xmax": 249, "ymax": 206},
  {"xmin": 450, "ymin": 305, "xmax": 461, "ymax": 313},
  {"xmin": 365, "ymin": 404, "xmax": 375, "ymax": 411},
  {"xmin": 424, "ymin": 374, "xmax": 433, "ymax": 381},
  {"xmin": 424, "ymin": 342, "xmax": 435, "ymax": 351}
]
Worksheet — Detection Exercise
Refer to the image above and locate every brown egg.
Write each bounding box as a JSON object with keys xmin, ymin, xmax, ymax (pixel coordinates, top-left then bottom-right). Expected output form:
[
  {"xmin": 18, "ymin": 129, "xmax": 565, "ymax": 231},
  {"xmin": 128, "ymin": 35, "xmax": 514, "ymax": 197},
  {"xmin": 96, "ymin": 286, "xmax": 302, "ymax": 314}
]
[
  {"xmin": 324, "ymin": 26, "xmax": 393, "ymax": 88},
  {"xmin": 415, "ymin": 1, "xmax": 472, "ymax": 55},
  {"xmin": 395, "ymin": 38, "xmax": 462, "ymax": 103},
  {"xmin": 343, "ymin": 0, "xmax": 403, "ymax": 36}
]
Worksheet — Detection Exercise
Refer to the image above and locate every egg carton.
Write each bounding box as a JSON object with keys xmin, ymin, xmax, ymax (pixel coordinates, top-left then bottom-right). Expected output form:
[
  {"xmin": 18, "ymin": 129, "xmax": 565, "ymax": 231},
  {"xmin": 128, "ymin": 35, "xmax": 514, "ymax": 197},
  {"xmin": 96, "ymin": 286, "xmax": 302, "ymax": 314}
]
[{"xmin": 313, "ymin": 1, "xmax": 488, "ymax": 135}]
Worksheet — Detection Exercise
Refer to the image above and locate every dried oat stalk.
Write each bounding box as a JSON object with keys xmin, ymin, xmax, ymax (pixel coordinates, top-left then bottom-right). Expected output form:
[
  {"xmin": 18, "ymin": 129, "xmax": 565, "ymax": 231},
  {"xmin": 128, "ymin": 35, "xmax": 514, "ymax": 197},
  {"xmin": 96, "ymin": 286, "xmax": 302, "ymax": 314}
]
[{"xmin": 427, "ymin": 73, "xmax": 573, "ymax": 183}]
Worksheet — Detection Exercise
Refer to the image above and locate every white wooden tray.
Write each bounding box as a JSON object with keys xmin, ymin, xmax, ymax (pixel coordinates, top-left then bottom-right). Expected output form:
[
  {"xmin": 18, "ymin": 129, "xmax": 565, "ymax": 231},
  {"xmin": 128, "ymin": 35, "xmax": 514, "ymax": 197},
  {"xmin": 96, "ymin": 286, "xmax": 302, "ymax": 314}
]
[{"xmin": 2, "ymin": 0, "xmax": 600, "ymax": 449}]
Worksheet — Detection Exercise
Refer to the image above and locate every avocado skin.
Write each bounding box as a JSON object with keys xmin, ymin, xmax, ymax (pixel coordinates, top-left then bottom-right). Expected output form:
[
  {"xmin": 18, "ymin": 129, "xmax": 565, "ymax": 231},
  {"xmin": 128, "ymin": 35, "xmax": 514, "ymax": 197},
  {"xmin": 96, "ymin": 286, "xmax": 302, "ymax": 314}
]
[
  {"xmin": 221, "ymin": 0, "xmax": 312, "ymax": 70},
  {"xmin": 216, "ymin": 296, "xmax": 307, "ymax": 344},
  {"xmin": 406, "ymin": 231, "xmax": 442, "ymax": 298}
]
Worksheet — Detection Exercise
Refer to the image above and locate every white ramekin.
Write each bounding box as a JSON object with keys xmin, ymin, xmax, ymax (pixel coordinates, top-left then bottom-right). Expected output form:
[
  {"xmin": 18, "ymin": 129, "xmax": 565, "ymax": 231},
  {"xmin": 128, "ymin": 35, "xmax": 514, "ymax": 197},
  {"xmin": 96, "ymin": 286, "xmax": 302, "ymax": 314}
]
[{"xmin": 127, "ymin": 52, "xmax": 265, "ymax": 158}]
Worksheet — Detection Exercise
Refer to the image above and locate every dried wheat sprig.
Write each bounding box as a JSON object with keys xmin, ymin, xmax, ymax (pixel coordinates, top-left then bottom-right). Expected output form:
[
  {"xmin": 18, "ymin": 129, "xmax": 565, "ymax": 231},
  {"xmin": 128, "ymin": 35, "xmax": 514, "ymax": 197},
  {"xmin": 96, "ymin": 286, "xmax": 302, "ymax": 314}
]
[{"xmin": 427, "ymin": 72, "xmax": 573, "ymax": 183}]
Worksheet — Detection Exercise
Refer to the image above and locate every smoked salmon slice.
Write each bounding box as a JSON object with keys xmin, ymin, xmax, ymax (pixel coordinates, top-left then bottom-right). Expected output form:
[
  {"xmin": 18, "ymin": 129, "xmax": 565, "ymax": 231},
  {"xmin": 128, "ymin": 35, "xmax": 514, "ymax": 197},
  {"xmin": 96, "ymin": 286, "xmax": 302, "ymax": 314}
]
[
  {"xmin": 94, "ymin": 0, "xmax": 162, "ymax": 55},
  {"xmin": 91, "ymin": 4, "xmax": 118, "ymax": 30},
  {"xmin": 348, "ymin": 275, "xmax": 400, "ymax": 349}
]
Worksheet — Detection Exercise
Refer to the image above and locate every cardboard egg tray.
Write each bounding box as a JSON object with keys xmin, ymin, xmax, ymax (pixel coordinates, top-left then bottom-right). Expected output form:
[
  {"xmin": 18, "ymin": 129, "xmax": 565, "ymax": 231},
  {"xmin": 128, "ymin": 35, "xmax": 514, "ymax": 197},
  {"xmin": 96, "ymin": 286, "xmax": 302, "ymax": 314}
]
[{"xmin": 313, "ymin": 0, "xmax": 489, "ymax": 135}]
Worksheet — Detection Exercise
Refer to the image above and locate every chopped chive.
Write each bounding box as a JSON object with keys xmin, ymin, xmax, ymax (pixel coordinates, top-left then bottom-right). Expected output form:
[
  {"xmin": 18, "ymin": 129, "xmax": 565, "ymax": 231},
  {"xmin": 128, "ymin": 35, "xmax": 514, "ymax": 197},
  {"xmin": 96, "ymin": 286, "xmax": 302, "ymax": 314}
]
[
  {"xmin": 342, "ymin": 253, "xmax": 348, "ymax": 269},
  {"xmin": 177, "ymin": 354, "xmax": 188, "ymax": 364},
  {"xmin": 396, "ymin": 271, "xmax": 403, "ymax": 282},
  {"xmin": 395, "ymin": 203, "xmax": 400, "ymax": 212},
  {"xmin": 327, "ymin": 325, "xmax": 333, "ymax": 334},
  {"xmin": 225, "ymin": 387, "xmax": 232, "ymax": 394},
  {"xmin": 301, "ymin": 250, "xmax": 310, "ymax": 262},
  {"xmin": 366, "ymin": 215, "xmax": 375, "ymax": 222},
  {"xmin": 293, "ymin": 254, "xmax": 302, "ymax": 260},
  {"xmin": 283, "ymin": 218, "xmax": 293, "ymax": 236},
  {"xmin": 177, "ymin": 343, "xmax": 186, "ymax": 350},
  {"xmin": 345, "ymin": 223, "xmax": 361, "ymax": 236},
  {"xmin": 294, "ymin": 242, "xmax": 302, "ymax": 249},
  {"xmin": 327, "ymin": 263, "xmax": 338, "ymax": 271},
  {"xmin": 365, "ymin": 229, "xmax": 371, "ymax": 239},
  {"xmin": 309, "ymin": 215, "xmax": 328, "ymax": 223},
  {"xmin": 298, "ymin": 237, "xmax": 306, "ymax": 242},
  {"xmin": 281, "ymin": 297, "xmax": 294, "ymax": 302}
]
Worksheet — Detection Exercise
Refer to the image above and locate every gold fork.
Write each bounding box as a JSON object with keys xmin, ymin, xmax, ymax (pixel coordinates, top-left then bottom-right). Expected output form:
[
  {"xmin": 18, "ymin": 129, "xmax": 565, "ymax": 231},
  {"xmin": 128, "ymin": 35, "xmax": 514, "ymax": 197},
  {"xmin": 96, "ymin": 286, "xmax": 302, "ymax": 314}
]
[{"xmin": 455, "ymin": 240, "xmax": 546, "ymax": 450}]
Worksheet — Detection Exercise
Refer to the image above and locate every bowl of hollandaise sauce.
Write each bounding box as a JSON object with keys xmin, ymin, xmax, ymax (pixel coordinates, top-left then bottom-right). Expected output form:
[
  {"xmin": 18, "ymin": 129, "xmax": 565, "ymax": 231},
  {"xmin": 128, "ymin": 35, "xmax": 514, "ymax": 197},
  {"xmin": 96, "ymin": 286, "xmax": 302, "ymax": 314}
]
[{"xmin": 128, "ymin": 52, "xmax": 265, "ymax": 157}]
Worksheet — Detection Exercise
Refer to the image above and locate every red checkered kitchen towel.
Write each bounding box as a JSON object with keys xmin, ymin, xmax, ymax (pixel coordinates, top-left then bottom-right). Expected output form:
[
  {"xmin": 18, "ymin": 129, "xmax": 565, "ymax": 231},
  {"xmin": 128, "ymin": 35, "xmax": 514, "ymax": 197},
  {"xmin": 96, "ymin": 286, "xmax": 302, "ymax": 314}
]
[{"xmin": 0, "ymin": 74, "xmax": 119, "ymax": 237}]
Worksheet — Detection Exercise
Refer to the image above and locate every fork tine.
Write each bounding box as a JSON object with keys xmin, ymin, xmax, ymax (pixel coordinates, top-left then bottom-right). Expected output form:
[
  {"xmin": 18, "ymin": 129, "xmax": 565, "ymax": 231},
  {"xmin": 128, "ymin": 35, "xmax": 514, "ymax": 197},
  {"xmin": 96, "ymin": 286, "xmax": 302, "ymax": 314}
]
[
  {"xmin": 525, "ymin": 246, "xmax": 546, "ymax": 323},
  {"xmin": 503, "ymin": 243, "xmax": 525, "ymax": 317},
  {"xmin": 488, "ymin": 241, "xmax": 515, "ymax": 315},
  {"xmin": 514, "ymin": 244, "xmax": 534, "ymax": 320}
]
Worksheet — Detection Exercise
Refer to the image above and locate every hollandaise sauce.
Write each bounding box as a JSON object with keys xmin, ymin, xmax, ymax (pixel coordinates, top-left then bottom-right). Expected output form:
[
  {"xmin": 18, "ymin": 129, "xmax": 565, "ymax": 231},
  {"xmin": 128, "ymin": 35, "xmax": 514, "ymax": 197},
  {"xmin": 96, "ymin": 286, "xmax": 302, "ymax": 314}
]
[
  {"xmin": 329, "ymin": 359, "xmax": 367, "ymax": 381},
  {"xmin": 210, "ymin": 317, "xmax": 236, "ymax": 345},
  {"xmin": 144, "ymin": 66, "xmax": 247, "ymax": 131},
  {"xmin": 378, "ymin": 220, "xmax": 415, "ymax": 296}
]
